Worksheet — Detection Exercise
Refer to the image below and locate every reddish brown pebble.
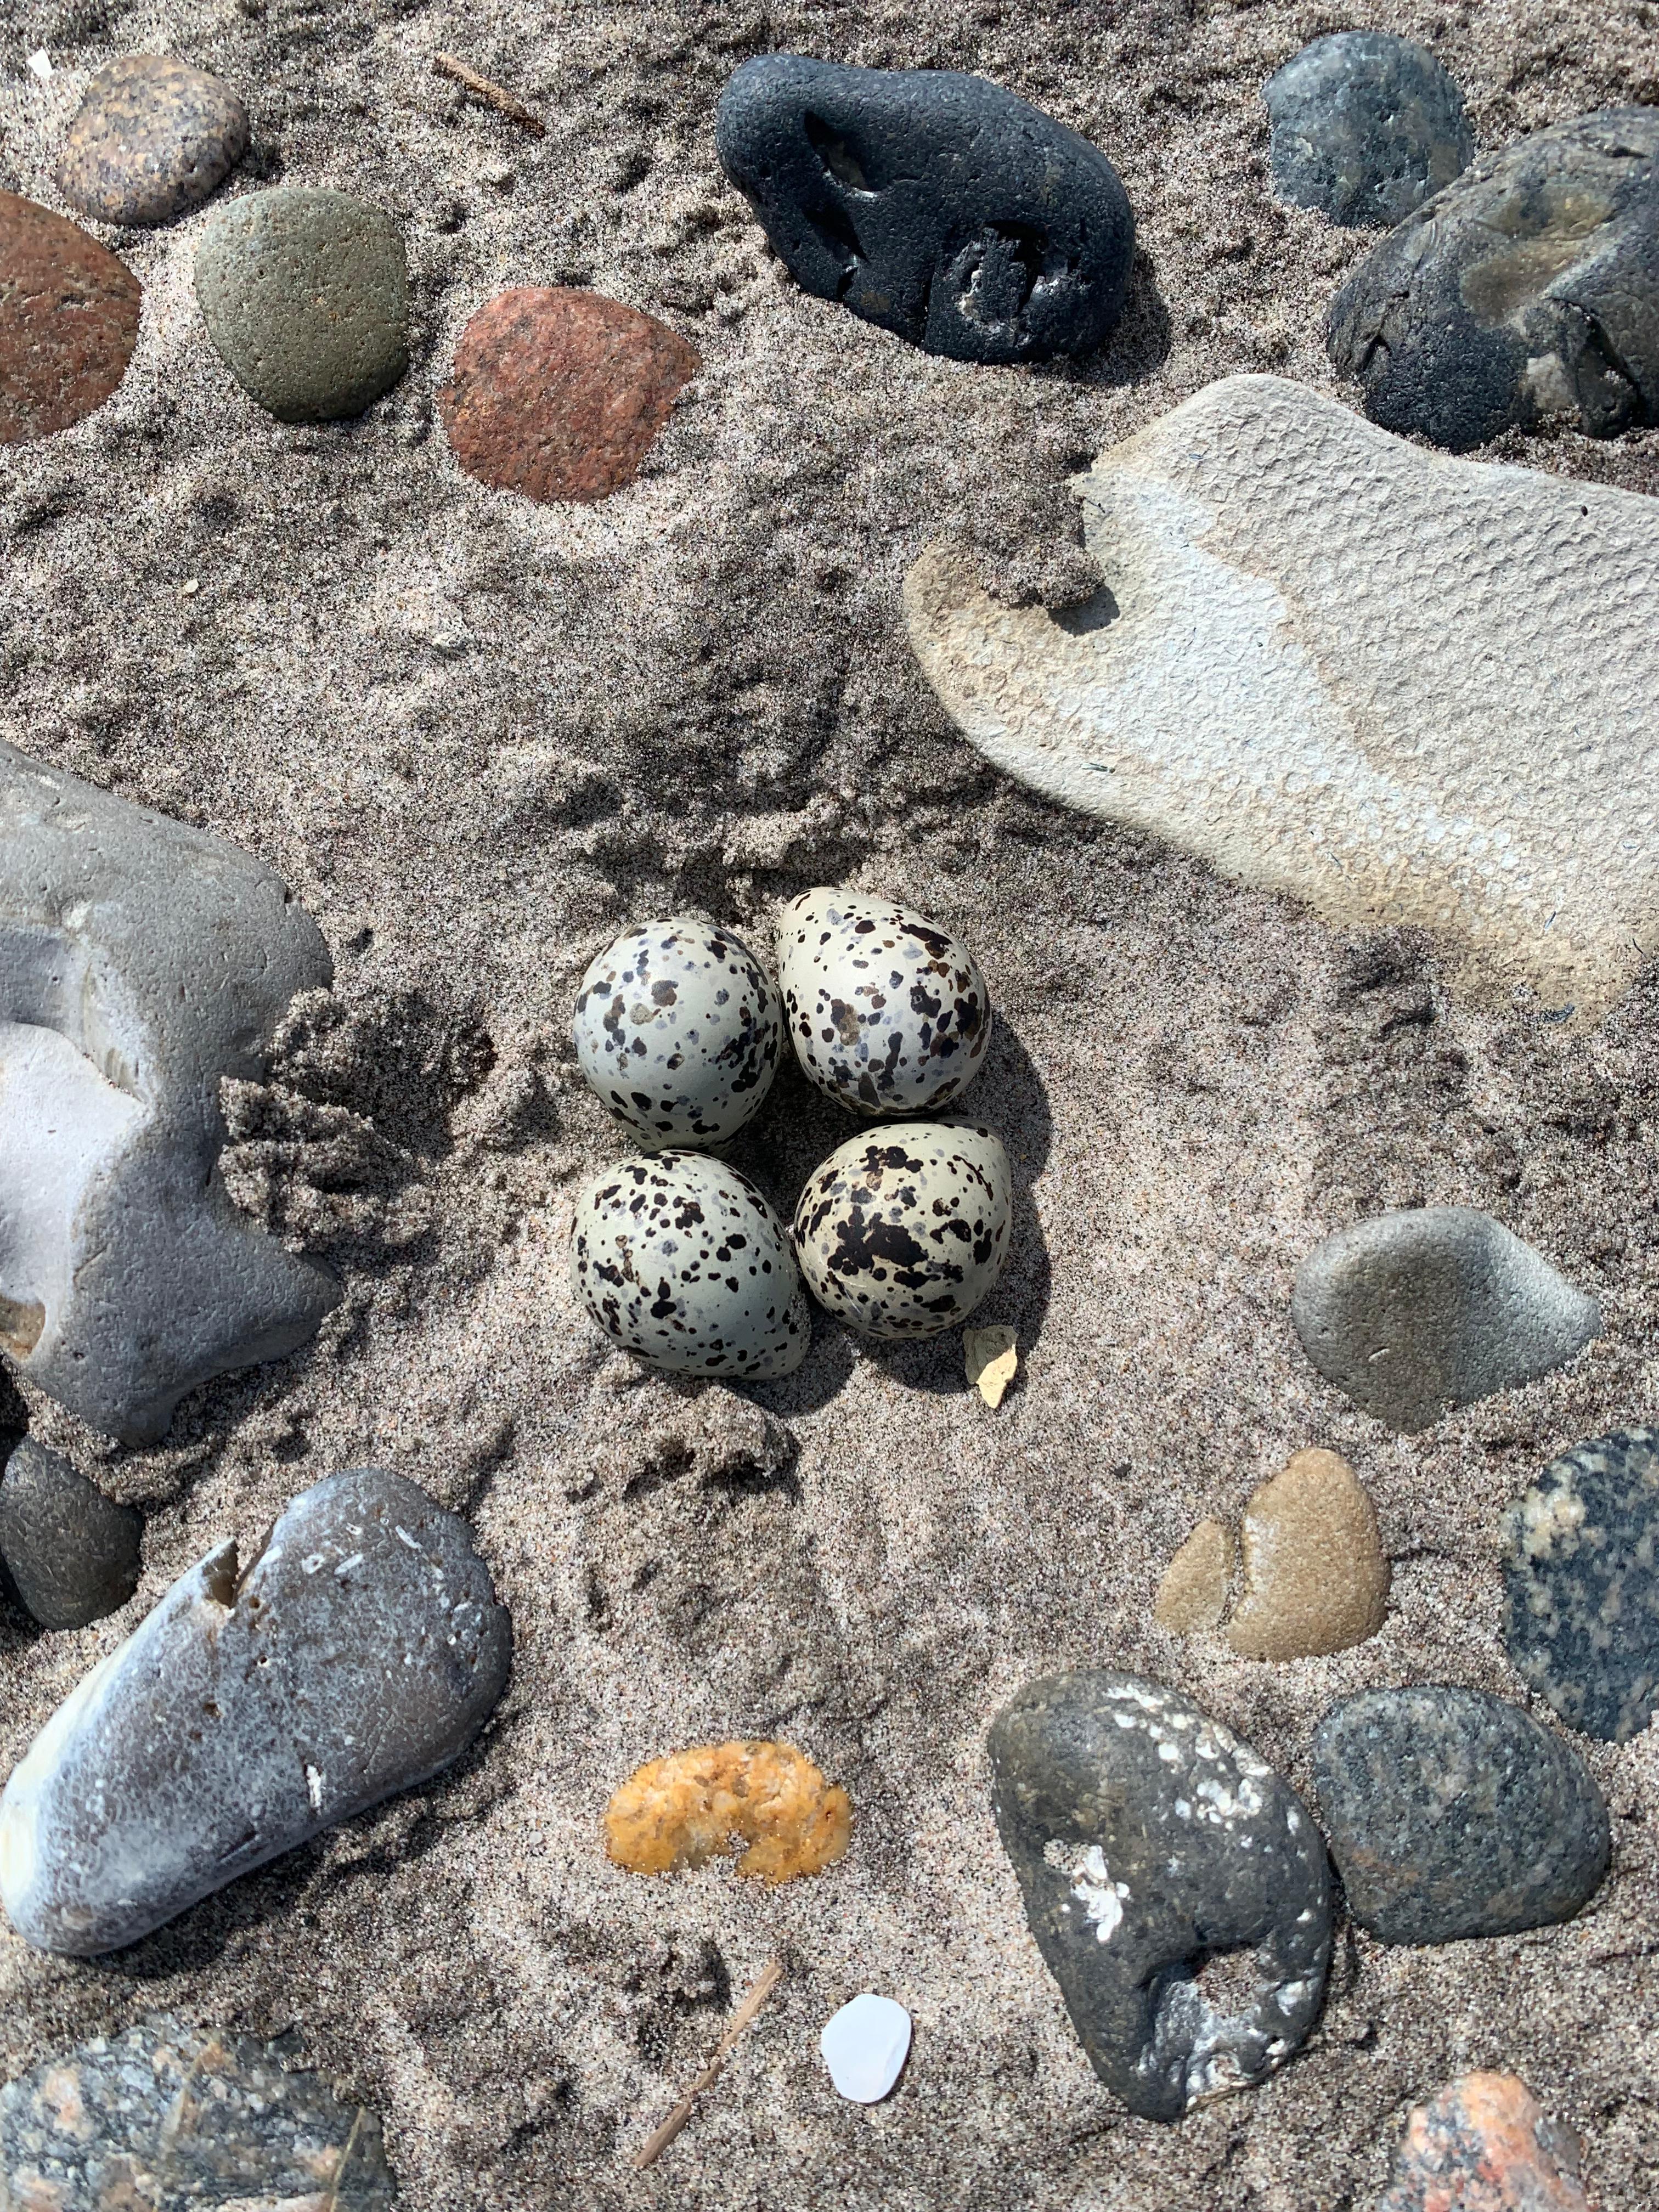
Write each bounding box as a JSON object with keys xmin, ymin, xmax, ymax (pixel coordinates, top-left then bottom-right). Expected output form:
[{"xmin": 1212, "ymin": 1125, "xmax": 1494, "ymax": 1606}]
[
  {"xmin": 56, "ymin": 55, "xmax": 249, "ymax": 228},
  {"xmin": 0, "ymin": 192, "xmax": 140, "ymax": 444},
  {"xmin": 1379, "ymin": 2073, "xmax": 1590, "ymax": 2212},
  {"xmin": 439, "ymin": 286, "xmax": 699, "ymax": 503}
]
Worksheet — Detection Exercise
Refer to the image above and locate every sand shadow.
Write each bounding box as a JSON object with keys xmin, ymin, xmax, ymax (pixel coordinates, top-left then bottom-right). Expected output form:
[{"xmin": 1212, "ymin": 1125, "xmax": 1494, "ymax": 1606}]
[{"xmin": 1049, "ymin": 245, "xmax": 1172, "ymax": 389}]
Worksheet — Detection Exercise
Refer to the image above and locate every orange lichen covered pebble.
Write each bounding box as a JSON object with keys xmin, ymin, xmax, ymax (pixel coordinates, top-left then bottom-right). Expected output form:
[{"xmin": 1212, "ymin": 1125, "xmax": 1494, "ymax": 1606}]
[{"xmin": 604, "ymin": 1739, "xmax": 851, "ymax": 1883}]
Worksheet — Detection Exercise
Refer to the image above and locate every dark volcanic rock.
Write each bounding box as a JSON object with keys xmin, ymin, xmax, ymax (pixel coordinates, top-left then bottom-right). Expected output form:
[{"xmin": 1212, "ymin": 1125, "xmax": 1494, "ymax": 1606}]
[
  {"xmin": 1329, "ymin": 108, "xmax": 1659, "ymax": 450},
  {"xmin": 1290, "ymin": 1206, "xmax": 1599, "ymax": 1433},
  {"xmin": 1504, "ymin": 1427, "xmax": 1659, "ymax": 1742},
  {"xmin": 988, "ymin": 1670, "xmax": 1330, "ymax": 2121},
  {"xmin": 1264, "ymin": 32, "xmax": 1473, "ymax": 230},
  {"xmin": 0, "ymin": 2017, "xmax": 398, "ymax": 2208},
  {"xmin": 1312, "ymin": 1686, "xmax": 1609, "ymax": 1943},
  {"xmin": 55, "ymin": 54, "xmax": 249, "ymax": 228},
  {"xmin": 0, "ymin": 191, "xmax": 140, "ymax": 444},
  {"xmin": 1378, "ymin": 2072, "xmax": 1590, "ymax": 2212},
  {"xmin": 0, "ymin": 1437, "xmax": 142, "ymax": 1629},
  {"xmin": 0, "ymin": 1468, "xmax": 511, "ymax": 1955},
  {"xmin": 715, "ymin": 55, "xmax": 1134, "ymax": 364}
]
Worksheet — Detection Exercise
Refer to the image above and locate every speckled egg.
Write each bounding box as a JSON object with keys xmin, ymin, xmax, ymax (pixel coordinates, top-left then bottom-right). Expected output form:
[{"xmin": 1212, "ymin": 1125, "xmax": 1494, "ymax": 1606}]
[
  {"xmin": 573, "ymin": 916, "xmax": 782, "ymax": 1148},
  {"xmin": 776, "ymin": 890, "xmax": 992, "ymax": 1116},
  {"xmin": 793, "ymin": 1123, "xmax": 1012, "ymax": 1339},
  {"xmin": 570, "ymin": 1151, "xmax": 809, "ymax": 1378}
]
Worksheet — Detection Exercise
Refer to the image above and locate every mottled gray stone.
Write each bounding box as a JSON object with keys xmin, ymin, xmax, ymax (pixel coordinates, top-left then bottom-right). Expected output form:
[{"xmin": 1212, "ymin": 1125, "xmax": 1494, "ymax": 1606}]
[
  {"xmin": 0, "ymin": 741, "xmax": 338, "ymax": 1442},
  {"xmin": 1504, "ymin": 1429, "xmax": 1659, "ymax": 1742},
  {"xmin": 1313, "ymin": 1686, "xmax": 1609, "ymax": 1943},
  {"xmin": 55, "ymin": 55, "xmax": 249, "ymax": 228},
  {"xmin": 1291, "ymin": 1206, "xmax": 1599, "ymax": 1433},
  {"xmin": 988, "ymin": 1670, "xmax": 1330, "ymax": 2121},
  {"xmin": 0, "ymin": 1468, "xmax": 510, "ymax": 1955},
  {"xmin": 0, "ymin": 2016, "xmax": 397, "ymax": 2208},
  {"xmin": 1330, "ymin": 109, "xmax": 1659, "ymax": 450},
  {"xmin": 195, "ymin": 187, "xmax": 408, "ymax": 422},
  {"xmin": 0, "ymin": 1437, "xmax": 141, "ymax": 1629},
  {"xmin": 1264, "ymin": 32, "xmax": 1472, "ymax": 230}
]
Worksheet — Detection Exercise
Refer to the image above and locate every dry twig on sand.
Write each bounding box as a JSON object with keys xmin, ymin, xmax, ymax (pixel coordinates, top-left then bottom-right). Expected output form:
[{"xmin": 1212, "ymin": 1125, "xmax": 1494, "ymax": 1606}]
[
  {"xmin": 632, "ymin": 1959, "xmax": 786, "ymax": 2170},
  {"xmin": 432, "ymin": 51, "xmax": 546, "ymax": 138}
]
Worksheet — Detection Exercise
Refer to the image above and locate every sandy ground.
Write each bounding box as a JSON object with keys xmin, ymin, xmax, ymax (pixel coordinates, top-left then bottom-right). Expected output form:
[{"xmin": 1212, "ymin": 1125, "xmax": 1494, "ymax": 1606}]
[{"xmin": 3, "ymin": 1, "xmax": 1659, "ymax": 2205}]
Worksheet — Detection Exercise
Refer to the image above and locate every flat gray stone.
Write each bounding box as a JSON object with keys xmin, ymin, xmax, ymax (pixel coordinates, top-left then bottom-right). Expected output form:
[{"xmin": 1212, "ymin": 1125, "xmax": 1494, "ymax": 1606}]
[
  {"xmin": 195, "ymin": 186, "xmax": 408, "ymax": 422},
  {"xmin": 0, "ymin": 1437, "xmax": 141, "ymax": 1629},
  {"xmin": 1265, "ymin": 32, "xmax": 1473, "ymax": 229},
  {"xmin": 0, "ymin": 1467, "xmax": 510, "ymax": 1955},
  {"xmin": 1291, "ymin": 1207, "xmax": 1599, "ymax": 1433},
  {"xmin": 55, "ymin": 54, "xmax": 249, "ymax": 228},
  {"xmin": 988, "ymin": 1670, "xmax": 1330, "ymax": 2121},
  {"xmin": 1313, "ymin": 1686, "xmax": 1609, "ymax": 1943},
  {"xmin": 0, "ymin": 740, "xmax": 338, "ymax": 1442}
]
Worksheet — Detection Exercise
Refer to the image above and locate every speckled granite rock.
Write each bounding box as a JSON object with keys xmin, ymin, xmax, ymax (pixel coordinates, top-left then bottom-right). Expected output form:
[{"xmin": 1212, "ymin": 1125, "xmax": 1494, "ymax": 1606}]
[
  {"xmin": 55, "ymin": 55, "xmax": 248, "ymax": 228},
  {"xmin": 0, "ymin": 1468, "xmax": 511, "ymax": 1955},
  {"xmin": 988, "ymin": 1671, "xmax": 1330, "ymax": 2120},
  {"xmin": 0, "ymin": 1437, "xmax": 142, "ymax": 1629},
  {"xmin": 716, "ymin": 55, "xmax": 1134, "ymax": 363},
  {"xmin": 0, "ymin": 2017, "xmax": 398, "ymax": 2208},
  {"xmin": 1377, "ymin": 2072, "xmax": 1590, "ymax": 2211},
  {"xmin": 0, "ymin": 740, "xmax": 338, "ymax": 1442},
  {"xmin": 1291, "ymin": 1207, "xmax": 1599, "ymax": 1433},
  {"xmin": 1504, "ymin": 1429, "xmax": 1659, "ymax": 1742},
  {"xmin": 0, "ymin": 192, "xmax": 140, "ymax": 443},
  {"xmin": 1313, "ymin": 1686, "xmax": 1609, "ymax": 1943},
  {"xmin": 1330, "ymin": 109, "xmax": 1659, "ymax": 450},
  {"xmin": 195, "ymin": 187, "xmax": 408, "ymax": 421},
  {"xmin": 1264, "ymin": 32, "xmax": 1472, "ymax": 229}
]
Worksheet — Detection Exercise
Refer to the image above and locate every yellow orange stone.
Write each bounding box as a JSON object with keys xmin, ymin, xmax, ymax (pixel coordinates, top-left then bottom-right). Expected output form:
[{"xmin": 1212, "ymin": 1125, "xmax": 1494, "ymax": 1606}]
[{"xmin": 604, "ymin": 1739, "xmax": 851, "ymax": 1884}]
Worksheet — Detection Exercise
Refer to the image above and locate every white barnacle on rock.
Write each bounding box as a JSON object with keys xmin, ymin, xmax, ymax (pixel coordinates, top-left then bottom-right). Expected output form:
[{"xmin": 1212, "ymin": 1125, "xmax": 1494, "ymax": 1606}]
[{"xmin": 1046, "ymin": 1839, "xmax": 1132, "ymax": 1942}]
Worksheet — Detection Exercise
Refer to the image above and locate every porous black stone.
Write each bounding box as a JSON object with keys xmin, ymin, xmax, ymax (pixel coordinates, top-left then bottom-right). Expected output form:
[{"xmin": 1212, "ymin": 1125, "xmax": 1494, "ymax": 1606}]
[
  {"xmin": 715, "ymin": 55, "xmax": 1135, "ymax": 364},
  {"xmin": 1313, "ymin": 1685, "xmax": 1609, "ymax": 1943},
  {"xmin": 1503, "ymin": 1428, "xmax": 1659, "ymax": 1742},
  {"xmin": 0, "ymin": 1437, "xmax": 142, "ymax": 1629},
  {"xmin": 1264, "ymin": 32, "xmax": 1473, "ymax": 230},
  {"xmin": 1329, "ymin": 108, "xmax": 1659, "ymax": 450},
  {"xmin": 988, "ymin": 1670, "xmax": 1330, "ymax": 2121}
]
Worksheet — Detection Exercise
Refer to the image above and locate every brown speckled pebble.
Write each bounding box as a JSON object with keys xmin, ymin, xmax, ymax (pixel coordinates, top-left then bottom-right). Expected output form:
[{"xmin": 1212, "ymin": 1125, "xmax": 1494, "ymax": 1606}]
[
  {"xmin": 56, "ymin": 55, "xmax": 249, "ymax": 228},
  {"xmin": 0, "ymin": 191, "xmax": 140, "ymax": 443}
]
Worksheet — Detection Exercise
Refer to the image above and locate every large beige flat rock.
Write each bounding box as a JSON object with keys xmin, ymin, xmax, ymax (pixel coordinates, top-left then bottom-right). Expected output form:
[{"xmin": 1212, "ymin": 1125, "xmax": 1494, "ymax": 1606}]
[{"xmin": 904, "ymin": 374, "xmax": 1659, "ymax": 1025}]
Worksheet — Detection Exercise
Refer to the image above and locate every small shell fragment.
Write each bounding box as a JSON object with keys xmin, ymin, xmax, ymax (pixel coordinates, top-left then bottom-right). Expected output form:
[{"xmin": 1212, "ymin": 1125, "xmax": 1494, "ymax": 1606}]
[
  {"xmin": 820, "ymin": 1993, "xmax": 912, "ymax": 2103},
  {"xmin": 964, "ymin": 1324, "xmax": 1018, "ymax": 1407}
]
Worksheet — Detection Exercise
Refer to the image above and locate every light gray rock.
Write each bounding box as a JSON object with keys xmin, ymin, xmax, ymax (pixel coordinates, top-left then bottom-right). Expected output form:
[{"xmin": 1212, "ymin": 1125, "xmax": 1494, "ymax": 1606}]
[
  {"xmin": 0, "ymin": 741, "xmax": 338, "ymax": 1441},
  {"xmin": 0, "ymin": 1436, "xmax": 142, "ymax": 1629},
  {"xmin": 903, "ymin": 374, "xmax": 1659, "ymax": 1026},
  {"xmin": 1291, "ymin": 1207, "xmax": 1600, "ymax": 1432},
  {"xmin": 0, "ymin": 1466, "xmax": 511, "ymax": 1956}
]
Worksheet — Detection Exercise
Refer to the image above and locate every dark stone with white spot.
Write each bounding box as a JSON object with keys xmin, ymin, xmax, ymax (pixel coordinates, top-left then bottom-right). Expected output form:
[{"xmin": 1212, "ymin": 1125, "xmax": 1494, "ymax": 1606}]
[
  {"xmin": 1313, "ymin": 1686, "xmax": 1609, "ymax": 1943},
  {"xmin": 1264, "ymin": 33, "xmax": 1473, "ymax": 230},
  {"xmin": 988, "ymin": 1671, "xmax": 1331, "ymax": 2121},
  {"xmin": 1329, "ymin": 109, "xmax": 1659, "ymax": 450},
  {"xmin": 56, "ymin": 55, "xmax": 249, "ymax": 228},
  {"xmin": 0, "ymin": 1437, "xmax": 141, "ymax": 1629},
  {"xmin": 1503, "ymin": 1428, "xmax": 1659, "ymax": 1742},
  {"xmin": 715, "ymin": 55, "xmax": 1135, "ymax": 364},
  {"xmin": 0, "ymin": 1468, "xmax": 510, "ymax": 1956},
  {"xmin": 1290, "ymin": 1206, "xmax": 1599, "ymax": 1433}
]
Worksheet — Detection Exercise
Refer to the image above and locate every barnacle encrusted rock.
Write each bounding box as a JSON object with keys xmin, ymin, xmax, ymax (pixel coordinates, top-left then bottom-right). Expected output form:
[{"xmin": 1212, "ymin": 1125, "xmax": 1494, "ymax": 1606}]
[
  {"xmin": 604, "ymin": 1739, "xmax": 851, "ymax": 1883},
  {"xmin": 903, "ymin": 374, "xmax": 1659, "ymax": 1025},
  {"xmin": 0, "ymin": 740, "xmax": 338, "ymax": 1441}
]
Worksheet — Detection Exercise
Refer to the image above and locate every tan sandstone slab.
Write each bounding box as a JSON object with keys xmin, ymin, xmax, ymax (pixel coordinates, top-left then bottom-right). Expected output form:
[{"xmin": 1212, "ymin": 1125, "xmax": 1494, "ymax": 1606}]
[{"xmin": 904, "ymin": 373, "xmax": 1659, "ymax": 1026}]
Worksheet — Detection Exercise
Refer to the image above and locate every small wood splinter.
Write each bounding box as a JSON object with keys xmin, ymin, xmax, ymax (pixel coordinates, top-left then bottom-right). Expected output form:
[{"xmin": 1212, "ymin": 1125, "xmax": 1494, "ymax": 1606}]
[
  {"xmin": 432, "ymin": 51, "xmax": 546, "ymax": 138},
  {"xmin": 631, "ymin": 1958, "xmax": 785, "ymax": 2170}
]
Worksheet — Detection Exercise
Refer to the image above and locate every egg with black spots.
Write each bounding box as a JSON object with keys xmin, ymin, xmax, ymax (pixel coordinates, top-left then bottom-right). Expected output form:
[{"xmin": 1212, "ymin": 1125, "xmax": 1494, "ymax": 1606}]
[
  {"xmin": 573, "ymin": 916, "xmax": 782, "ymax": 1148},
  {"xmin": 570, "ymin": 1152, "xmax": 809, "ymax": 1378},
  {"xmin": 776, "ymin": 889, "xmax": 991, "ymax": 1115},
  {"xmin": 793, "ymin": 1123, "xmax": 1012, "ymax": 1338}
]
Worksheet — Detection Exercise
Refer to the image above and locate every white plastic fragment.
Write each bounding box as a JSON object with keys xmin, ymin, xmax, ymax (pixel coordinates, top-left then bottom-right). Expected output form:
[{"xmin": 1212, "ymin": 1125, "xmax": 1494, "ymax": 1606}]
[
  {"xmin": 819, "ymin": 1993, "xmax": 912, "ymax": 2104},
  {"xmin": 27, "ymin": 49, "xmax": 52, "ymax": 81}
]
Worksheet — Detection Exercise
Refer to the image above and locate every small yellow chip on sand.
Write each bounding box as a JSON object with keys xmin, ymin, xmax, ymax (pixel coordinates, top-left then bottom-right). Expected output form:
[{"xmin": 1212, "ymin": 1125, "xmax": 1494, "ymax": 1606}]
[{"xmin": 965, "ymin": 1325, "xmax": 1018, "ymax": 1408}]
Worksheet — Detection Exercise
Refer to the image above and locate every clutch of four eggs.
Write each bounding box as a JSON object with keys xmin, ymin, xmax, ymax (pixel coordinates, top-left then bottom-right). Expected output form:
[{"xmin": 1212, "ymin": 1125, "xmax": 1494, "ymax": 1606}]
[{"xmin": 569, "ymin": 890, "xmax": 1011, "ymax": 1379}]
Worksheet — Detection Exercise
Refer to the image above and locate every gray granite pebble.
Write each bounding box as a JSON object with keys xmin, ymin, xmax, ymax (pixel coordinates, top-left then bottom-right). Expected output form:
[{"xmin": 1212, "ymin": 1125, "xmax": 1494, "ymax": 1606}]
[
  {"xmin": 1291, "ymin": 1206, "xmax": 1599, "ymax": 1433},
  {"xmin": 0, "ymin": 1437, "xmax": 141, "ymax": 1629},
  {"xmin": 56, "ymin": 54, "xmax": 248, "ymax": 228},
  {"xmin": 1504, "ymin": 1427, "xmax": 1659, "ymax": 1742},
  {"xmin": 1313, "ymin": 1685, "xmax": 1609, "ymax": 1943},
  {"xmin": 1264, "ymin": 32, "xmax": 1472, "ymax": 229},
  {"xmin": 0, "ymin": 1467, "xmax": 510, "ymax": 1955},
  {"xmin": 988, "ymin": 1670, "xmax": 1330, "ymax": 2121}
]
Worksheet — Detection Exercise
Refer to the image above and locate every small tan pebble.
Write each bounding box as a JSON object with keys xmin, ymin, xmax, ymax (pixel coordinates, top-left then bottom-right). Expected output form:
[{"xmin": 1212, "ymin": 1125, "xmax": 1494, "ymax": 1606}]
[
  {"xmin": 1224, "ymin": 1447, "xmax": 1389, "ymax": 1660},
  {"xmin": 1153, "ymin": 1517, "xmax": 1234, "ymax": 1633},
  {"xmin": 1377, "ymin": 2072, "xmax": 1589, "ymax": 2211},
  {"xmin": 964, "ymin": 1324, "xmax": 1018, "ymax": 1407}
]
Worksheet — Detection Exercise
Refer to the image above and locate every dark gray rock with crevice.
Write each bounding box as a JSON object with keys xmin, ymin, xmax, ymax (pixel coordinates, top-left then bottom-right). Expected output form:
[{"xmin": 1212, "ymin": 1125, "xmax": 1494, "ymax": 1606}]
[
  {"xmin": 715, "ymin": 55, "xmax": 1135, "ymax": 363},
  {"xmin": 1264, "ymin": 32, "xmax": 1473, "ymax": 230},
  {"xmin": 988, "ymin": 1670, "xmax": 1330, "ymax": 2121},
  {"xmin": 0, "ymin": 1467, "xmax": 511, "ymax": 1955},
  {"xmin": 0, "ymin": 1436, "xmax": 142, "ymax": 1628},
  {"xmin": 1313, "ymin": 1685, "xmax": 1609, "ymax": 1943},
  {"xmin": 1290, "ymin": 1206, "xmax": 1599, "ymax": 1432}
]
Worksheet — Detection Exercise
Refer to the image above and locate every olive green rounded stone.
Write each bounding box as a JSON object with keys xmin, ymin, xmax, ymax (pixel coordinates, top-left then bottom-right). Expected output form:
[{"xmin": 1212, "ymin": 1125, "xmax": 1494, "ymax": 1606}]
[{"xmin": 194, "ymin": 185, "xmax": 408, "ymax": 421}]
